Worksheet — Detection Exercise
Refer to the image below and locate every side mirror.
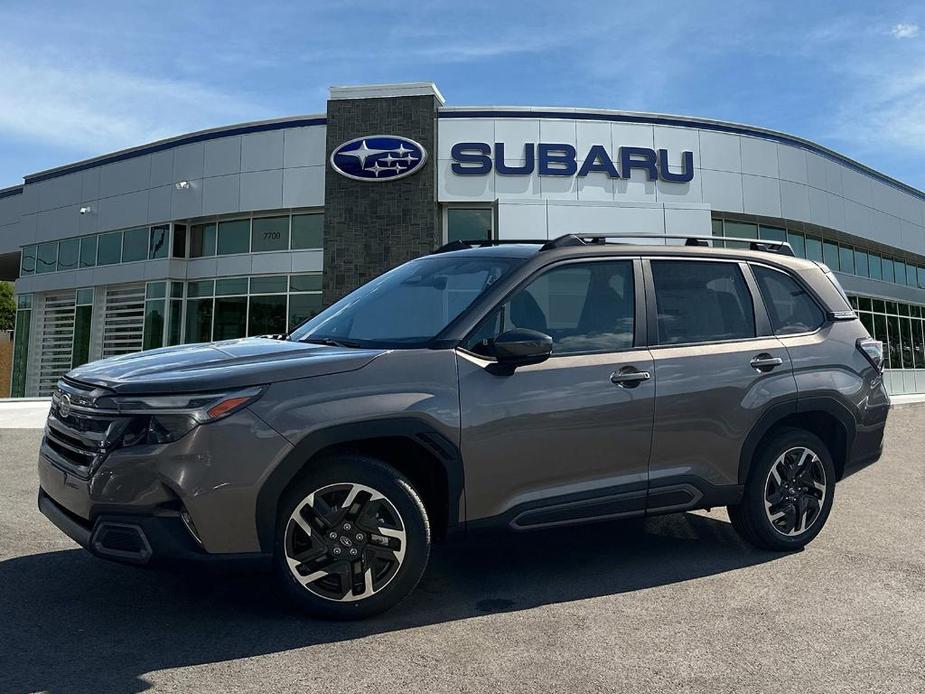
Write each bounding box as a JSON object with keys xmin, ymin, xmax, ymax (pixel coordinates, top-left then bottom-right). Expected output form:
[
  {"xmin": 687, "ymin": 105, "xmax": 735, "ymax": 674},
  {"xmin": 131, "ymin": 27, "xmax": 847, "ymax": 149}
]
[{"xmin": 492, "ymin": 328, "xmax": 553, "ymax": 367}]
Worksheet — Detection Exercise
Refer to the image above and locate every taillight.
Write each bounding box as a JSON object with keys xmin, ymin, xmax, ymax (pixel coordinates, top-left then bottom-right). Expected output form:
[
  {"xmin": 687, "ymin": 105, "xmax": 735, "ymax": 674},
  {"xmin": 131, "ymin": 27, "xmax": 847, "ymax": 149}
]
[{"xmin": 856, "ymin": 338, "xmax": 884, "ymax": 372}]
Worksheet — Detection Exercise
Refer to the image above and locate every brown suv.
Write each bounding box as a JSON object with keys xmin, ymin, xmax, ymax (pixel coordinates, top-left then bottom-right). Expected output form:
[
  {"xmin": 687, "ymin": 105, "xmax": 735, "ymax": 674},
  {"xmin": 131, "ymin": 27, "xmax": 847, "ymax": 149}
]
[{"xmin": 39, "ymin": 232, "xmax": 889, "ymax": 619}]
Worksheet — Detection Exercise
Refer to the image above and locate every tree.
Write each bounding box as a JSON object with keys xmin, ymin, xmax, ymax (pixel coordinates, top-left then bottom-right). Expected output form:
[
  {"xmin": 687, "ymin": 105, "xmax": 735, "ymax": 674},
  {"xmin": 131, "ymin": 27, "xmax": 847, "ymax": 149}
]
[{"xmin": 0, "ymin": 282, "xmax": 14, "ymax": 331}]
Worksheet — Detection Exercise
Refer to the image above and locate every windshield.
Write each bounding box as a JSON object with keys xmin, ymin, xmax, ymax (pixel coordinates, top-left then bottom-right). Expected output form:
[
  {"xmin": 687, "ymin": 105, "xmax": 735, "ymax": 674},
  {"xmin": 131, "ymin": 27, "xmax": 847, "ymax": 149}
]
[{"xmin": 288, "ymin": 255, "xmax": 521, "ymax": 348}]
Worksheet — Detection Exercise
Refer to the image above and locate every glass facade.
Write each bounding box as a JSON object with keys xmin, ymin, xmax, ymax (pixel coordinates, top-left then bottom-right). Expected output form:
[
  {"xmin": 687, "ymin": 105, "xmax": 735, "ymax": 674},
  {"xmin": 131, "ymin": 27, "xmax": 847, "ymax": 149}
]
[
  {"xmin": 851, "ymin": 295, "xmax": 925, "ymax": 371},
  {"xmin": 715, "ymin": 218, "xmax": 925, "ymax": 290}
]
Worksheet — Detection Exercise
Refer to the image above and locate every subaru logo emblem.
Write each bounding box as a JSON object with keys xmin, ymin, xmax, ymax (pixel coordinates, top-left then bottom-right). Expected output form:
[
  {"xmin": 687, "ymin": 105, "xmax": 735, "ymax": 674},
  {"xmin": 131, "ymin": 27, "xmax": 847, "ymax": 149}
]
[
  {"xmin": 58, "ymin": 393, "xmax": 71, "ymax": 418},
  {"xmin": 330, "ymin": 135, "xmax": 427, "ymax": 182}
]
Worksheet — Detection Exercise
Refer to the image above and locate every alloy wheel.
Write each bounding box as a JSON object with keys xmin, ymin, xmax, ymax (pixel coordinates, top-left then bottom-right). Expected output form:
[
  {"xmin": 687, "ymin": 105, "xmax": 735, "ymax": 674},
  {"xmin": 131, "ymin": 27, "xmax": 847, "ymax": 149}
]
[
  {"xmin": 284, "ymin": 482, "xmax": 407, "ymax": 602},
  {"xmin": 763, "ymin": 446, "xmax": 827, "ymax": 537}
]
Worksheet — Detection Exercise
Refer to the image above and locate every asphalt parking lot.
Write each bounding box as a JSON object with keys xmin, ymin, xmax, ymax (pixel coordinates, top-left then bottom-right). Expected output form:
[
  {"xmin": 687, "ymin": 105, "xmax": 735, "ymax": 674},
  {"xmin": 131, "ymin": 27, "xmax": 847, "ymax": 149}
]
[{"xmin": 1, "ymin": 406, "xmax": 924, "ymax": 694}]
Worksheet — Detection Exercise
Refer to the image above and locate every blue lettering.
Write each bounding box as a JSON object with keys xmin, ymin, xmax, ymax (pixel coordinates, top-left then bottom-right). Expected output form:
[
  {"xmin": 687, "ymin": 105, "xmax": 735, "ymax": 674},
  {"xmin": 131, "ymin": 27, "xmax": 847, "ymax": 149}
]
[
  {"xmin": 657, "ymin": 149, "xmax": 694, "ymax": 183},
  {"xmin": 619, "ymin": 147, "xmax": 659, "ymax": 181},
  {"xmin": 577, "ymin": 145, "xmax": 619, "ymax": 178},
  {"xmin": 538, "ymin": 143, "xmax": 577, "ymax": 176},
  {"xmin": 495, "ymin": 142, "xmax": 535, "ymax": 175},
  {"xmin": 451, "ymin": 142, "xmax": 492, "ymax": 175}
]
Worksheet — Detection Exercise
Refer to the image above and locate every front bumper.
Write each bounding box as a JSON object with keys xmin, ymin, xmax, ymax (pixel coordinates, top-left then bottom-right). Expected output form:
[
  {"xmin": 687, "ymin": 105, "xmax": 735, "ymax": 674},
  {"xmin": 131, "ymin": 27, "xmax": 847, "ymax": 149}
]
[
  {"xmin": 37, "ymin": 406, "xmax": 293, "ymax": 557},
  {"xmin": 38, "ymin": 489, "xmax": 270, "ymax": 568}
]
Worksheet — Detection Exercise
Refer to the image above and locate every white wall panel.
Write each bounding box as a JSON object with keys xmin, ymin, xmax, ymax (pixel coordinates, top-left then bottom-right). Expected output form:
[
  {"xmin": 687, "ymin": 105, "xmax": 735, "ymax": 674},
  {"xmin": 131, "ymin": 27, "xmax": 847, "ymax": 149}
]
[
  {"xmin": 170, "ymin": 180, "xmax": 203, "ymax": 220},
  {"xmin": 202, "ymin": 174, "xmax": 241, "ymax": 215},
  {"xmin": 147, "ymin": 185, "xmax": 172, "ymax": 223},
  {"xmin": 495, "ymin": 119, "xmax": 540, "ymax": 153},
  {"xmin": 804, "ymin": 152, "xmax": 828, "ymax": 191},
  {"xmin": 150, "ymin": 150, "xmax": 174, "ymax": 188},
  {"xmin": 664, "ymin": 206, "xmax": 712, "ymax": 235},
  {"xmin": 242, "ymin": 130, "xmax": 285, "ymax": 172},
  {"xmin": 37, "ymin": 173, "xmax": 82, "ymax": 211},
  {"xmin": 282, "ymin": 167, "xmax": 325, "ymax": 208},
  {"xmin": 780, "ymin": 180, "xmax": 811, "ymax": 223},
  {"xmin": 173, "ymin": 143, "xmax": 205, "ymax": 182},
  {"xmin": 900, "ymin": 220, "xmax": 925, "ymax": 256},
  {"xmin": 98, "ymin": 190, "xmax": 148, "ymax": 231},
  {"xmin": 438, "ymin": 159, "xmax": 493, "ymax": 201},
  {"xmin": 283, "ymin": 127, "xmax": 326, "ymax": 168},
  {"xmin": 437, "ymin": 119, "xmax": 493, "ymax": 160},
  {"xmin": 204, "ymin": 136, "xmax": 242, "ymax": 178},
  {"xmin": 700, "ymin": 169, "xmax": 743, "ymax": 212},
  {"xmin": 239, "ymin": 170, "xmax": 283, "ymax": 210},
  {"xmin": 699, "ymin": 131, "xmax": 741, "ymax": 173},
  {"xmin": 35, "ymin": 205, "xmax": 77, "ymax": 242},
  {"xmin": 546, "ymin": 202, "xmax": 665, "ymax": 236},
  {"xmin": 495, "ymin": 169, "xmax": 540, "ymax": 197},
  {"xmin": 497, "ymin": 200, "xmax": 548, "ymax": 240},
  {"xmin": 777, "ymin": 145, "xmax": 807, "ymax": 183},
  {"xmin": 742, "ymin": 174, "xmax": 782, "ymax": 218},
  {"xmin": 654, "ymin": 126, "xmax": 700, "ymax": 171},
  {"xmin": 99, "ymin": 157, "xmax": 151, "ymax": 198}
]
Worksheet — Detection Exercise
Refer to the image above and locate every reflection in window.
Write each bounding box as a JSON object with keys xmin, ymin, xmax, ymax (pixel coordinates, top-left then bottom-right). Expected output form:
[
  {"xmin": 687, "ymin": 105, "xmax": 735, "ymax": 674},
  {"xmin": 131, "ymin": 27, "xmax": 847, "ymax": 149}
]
[
  {"xmin": 97, "ymin": 232, "xmax": 122, "ymax": 265},
  {"xmin": 122, "ymin": 227, "xmax": 148, "ymax": 263},
  {"xmin": 80, "ymin": 237, "xmax": 98, "ymax": 268},
  {"xmin": 149, "ymin": 225, "xmax": 169, "ymax": 259},
  {"xmin": 190, "ymin": 223, "xmax": 216, "ymax": 257},
  {"xmin": 36, "ymin": 242, "xmax": 57, "ymax": 274},
  {"xmin": 248, "ymin": 295, "xmax": 287, "ymax": 336},
  {"xmin": 20, "ymin": 246, "xmax": 36, "ymax": 275},
  {"xmin": 57, "ymin": 239, "xmax": 79, "ymax": 271},
  {"xmin": 447, "ymin": 208, "xmax": 492, "ymax": 244}
]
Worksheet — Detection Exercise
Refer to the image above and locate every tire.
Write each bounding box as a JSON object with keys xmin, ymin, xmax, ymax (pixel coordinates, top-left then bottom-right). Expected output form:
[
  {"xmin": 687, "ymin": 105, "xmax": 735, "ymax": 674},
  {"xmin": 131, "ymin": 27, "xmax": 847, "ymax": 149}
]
[
  {"xmin": 727, "ymin": 427, "xmax": 836, "ymax": 552},
  {"xmin": 273, "ymin": 455, "xmax": 430, "ymax": 619}
]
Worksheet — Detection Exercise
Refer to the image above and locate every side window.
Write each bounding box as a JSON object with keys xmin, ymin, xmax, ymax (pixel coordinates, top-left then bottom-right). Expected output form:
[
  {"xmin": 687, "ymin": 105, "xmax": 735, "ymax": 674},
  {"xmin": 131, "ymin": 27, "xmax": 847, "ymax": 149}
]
[
  {"xmin": 753, "ymin": 265, "xmax": 824, "ymax": 335},
  {"xmin": 651, "ymin": 260, "xmax": 755, "ymax": 345},
  {"xmin": 465, "ymin": 260, "xmax": 635, "ymax": 356}
]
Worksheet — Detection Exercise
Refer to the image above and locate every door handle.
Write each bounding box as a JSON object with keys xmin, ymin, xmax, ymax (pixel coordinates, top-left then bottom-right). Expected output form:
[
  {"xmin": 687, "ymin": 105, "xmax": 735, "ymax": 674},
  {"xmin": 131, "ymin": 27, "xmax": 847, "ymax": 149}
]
[
  {"xmin": 750, "ymin": 354, "xmax": 783, "ymax": 372},
  {"xmin": 611, "ymin": 367, "xmax": 651, "ymax": 388}
]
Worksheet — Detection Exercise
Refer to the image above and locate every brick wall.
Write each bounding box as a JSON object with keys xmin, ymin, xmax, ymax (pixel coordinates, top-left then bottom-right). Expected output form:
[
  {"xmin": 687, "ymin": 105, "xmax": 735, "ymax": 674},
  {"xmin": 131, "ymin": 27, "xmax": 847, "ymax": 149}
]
[{"xmin": 322, "ymin": 94, "xmax": 441, "ymax": 305}]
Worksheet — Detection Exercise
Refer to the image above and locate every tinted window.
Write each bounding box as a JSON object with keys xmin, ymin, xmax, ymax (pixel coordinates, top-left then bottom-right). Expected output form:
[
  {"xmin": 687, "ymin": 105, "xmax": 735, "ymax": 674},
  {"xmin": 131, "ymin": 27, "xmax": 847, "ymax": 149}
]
[
  {"xmin": 217, "ymin": 219, "xmax": 250, "ymax": 255},
  {"xmin": 466, "ymin": 261, "xmax": 635, "ymax": 356},
  {"xmin": 252, "ymin": 216, "xmax": 289, "ymax": 252},
  {"xmin": 753, "ymin": 266, "xmax": 824, "ymax": 335},
  {"xmin": 651, "ymin": 260, "xmax": 755, "ymax": 345},
  {"xmin": 291, "ymin": 214, "xmax": 323, "ymax": 249},
  {"xmin": 122, "ymin": 227, "xmax": 148, "ymax": 262}
]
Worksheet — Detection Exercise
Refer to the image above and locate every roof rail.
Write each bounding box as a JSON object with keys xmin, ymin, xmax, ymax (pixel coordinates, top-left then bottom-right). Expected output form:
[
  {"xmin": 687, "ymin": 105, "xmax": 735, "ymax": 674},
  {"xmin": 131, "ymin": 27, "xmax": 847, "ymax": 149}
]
[
  {"xmin": 540, "ymin": 233, "xmax": 795, "ymax": 256},
  {"xmin": 432, "ymin": 238, "xmax": 549, "ymax": 254}
]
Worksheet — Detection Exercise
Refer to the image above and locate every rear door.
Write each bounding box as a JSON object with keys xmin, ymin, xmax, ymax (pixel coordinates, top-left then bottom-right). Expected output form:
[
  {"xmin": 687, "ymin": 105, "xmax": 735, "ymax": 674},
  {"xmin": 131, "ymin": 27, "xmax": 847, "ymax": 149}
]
[
  {"xmin": 644, "ymin": 258, "xmax": 795, "ymax": 508},
  {"xmin": 457, "ymin": 257, "xmax": 656, "ymax": 526}
]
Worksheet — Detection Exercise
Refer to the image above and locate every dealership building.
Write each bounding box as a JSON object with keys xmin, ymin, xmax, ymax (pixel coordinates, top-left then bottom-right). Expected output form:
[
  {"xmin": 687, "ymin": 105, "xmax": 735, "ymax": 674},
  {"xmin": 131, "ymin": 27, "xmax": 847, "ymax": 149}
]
[{"xmin": 2, "ymin": 81, "xmax": 925, "ymax": 397}]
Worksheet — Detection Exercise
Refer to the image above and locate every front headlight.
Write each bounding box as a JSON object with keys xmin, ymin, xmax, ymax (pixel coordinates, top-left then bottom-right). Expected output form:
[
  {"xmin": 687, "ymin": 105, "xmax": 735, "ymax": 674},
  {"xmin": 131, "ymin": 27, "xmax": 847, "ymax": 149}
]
[{"xmin": 96, "ymin": 386, "xmax": 266, "ymax": 446}]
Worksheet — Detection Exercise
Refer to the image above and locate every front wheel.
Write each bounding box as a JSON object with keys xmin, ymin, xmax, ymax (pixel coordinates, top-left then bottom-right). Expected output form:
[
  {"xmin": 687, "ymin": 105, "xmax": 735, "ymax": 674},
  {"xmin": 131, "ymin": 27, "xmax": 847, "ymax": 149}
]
[
  {"xmin": 274, "ymin": 456, "xmax": 430, "ymax": 619},
  {"xmin": 728, "ymin": 427, "xmax": 836, "ymax": 551}
]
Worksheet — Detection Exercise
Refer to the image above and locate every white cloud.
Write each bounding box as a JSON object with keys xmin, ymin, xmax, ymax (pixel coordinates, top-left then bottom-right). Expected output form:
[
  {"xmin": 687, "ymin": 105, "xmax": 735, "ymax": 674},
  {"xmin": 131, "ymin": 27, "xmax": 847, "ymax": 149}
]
[
  {"xmin": 890, "ymin": 23, "xmax": 920, "ymax": 39},
  {"xmin": 0, "ymin": 45, "xmax": 272, "ymax": 165}
]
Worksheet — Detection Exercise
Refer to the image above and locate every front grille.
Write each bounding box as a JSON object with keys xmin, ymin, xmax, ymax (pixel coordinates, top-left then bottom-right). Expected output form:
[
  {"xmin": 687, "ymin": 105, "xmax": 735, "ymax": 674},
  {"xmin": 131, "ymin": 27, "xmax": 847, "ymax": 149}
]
[{"xmin": 44, "ymin": 379, "xmax": 123, "ymax": 478}]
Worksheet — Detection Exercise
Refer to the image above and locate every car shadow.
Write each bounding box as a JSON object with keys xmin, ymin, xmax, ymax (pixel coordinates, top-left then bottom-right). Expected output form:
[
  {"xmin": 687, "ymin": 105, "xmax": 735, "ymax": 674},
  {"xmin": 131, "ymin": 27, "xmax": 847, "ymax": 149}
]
[{"xmin": 0, "ymin": 512, "xmax": 782, "ymax": 694}]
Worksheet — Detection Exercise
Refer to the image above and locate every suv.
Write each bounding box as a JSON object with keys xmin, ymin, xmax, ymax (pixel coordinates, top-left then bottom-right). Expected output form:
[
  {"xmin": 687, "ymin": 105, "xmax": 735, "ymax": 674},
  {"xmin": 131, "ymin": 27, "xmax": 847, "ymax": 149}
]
[{"xmin": 38, "ymin": 233, "xmax": 889, "ymax": 619}]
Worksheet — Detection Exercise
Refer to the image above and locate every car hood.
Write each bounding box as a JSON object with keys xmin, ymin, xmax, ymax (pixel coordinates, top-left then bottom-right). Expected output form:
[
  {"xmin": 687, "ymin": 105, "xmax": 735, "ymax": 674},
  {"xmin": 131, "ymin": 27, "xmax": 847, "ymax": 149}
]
[{"xmin": 66, "ymin": 338, "xmax": 386, "ymax": 394}]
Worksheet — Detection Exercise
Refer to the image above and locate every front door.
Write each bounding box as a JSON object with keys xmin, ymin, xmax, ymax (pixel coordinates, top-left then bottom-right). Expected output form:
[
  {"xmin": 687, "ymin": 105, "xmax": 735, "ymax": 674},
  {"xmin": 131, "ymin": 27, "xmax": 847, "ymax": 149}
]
[{"xmin": 456, "ymin": 258, "xmax": 655, "ymax": 527}]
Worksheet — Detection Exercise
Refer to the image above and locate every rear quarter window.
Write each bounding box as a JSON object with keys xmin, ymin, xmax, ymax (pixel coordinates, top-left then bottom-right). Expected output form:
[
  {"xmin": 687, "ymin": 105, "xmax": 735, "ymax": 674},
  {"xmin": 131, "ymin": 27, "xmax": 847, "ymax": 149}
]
[{"xmin": 752, "ymin": 265, "xmax": 825, "ymax": 335}]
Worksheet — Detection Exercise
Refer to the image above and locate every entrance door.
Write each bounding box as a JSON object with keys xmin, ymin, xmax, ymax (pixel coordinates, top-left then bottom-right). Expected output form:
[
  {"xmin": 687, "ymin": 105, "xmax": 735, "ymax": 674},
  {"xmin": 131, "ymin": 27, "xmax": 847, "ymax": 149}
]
[{"xmin": 457, "ymin": 258, "xmax": 655, "ymax": 527}]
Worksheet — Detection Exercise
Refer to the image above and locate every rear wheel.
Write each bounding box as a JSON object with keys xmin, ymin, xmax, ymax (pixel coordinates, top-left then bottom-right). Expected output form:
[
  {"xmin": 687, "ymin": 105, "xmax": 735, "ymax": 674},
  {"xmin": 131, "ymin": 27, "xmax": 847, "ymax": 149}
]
[
  {"xmin": 274, "ymin": 456, "xmax": 430, "ymax": 619},
  {"xmin": 728, "ymin": 428, "xmax": 835, "ymax": 551}
]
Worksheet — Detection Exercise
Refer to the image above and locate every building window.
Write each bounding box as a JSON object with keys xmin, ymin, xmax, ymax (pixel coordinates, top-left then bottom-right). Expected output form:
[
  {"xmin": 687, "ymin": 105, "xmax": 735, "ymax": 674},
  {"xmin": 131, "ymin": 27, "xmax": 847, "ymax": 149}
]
[
  {"xmin": 838, "ymin": 245, "xmax": 855, "ymax": 275},
  {"xmin": 882, "ymin": 258, "xmax": 895, "ymax": 283},
  {"xmin": 787, "ymin": 232, "xmax": 805, "ymax": 258},
  {"xmin": 252, "ymin": 216, "xmax": 289, "ymax": 252},
  {"xmin": 823, "ymin": 241, "xmax": 839, "ymax": 271},
  {"xmin": 217, "ymin": 219, "xmax": 250, "ymax": 255},
  {"xmin": 869, "ymin": 253, "xmax": 882, "ymax": 280},
  {"xmin": 97, "ymin": 231, "xmax": 123, "ymax": 266},
  {"xmin": 122, "ymin": 227, "xmax": 149, "ymax": 263},
  {"xmin": 292, "ymin": 213, "xmax": 323, "ymax": 249},
  {"xmin": 80, "ymin": 236, "xmax": 98, "ymax": 268},
  {"xmin": 72, "ymin": 289, "xmax": 93, "ymax": 368},
  {"xmin": 36, "ymin": 242, "xmax": 57, "ymax": 274},
  {"xmin": 190, "ymin": 223, "xmax": 216, "ymax": 257},
  {"xmin": 855, "ymin": 249, "xmax": 869, "ymax": 278},
  {"xmin": 57, "ymin": 239, "xmax": 79, "ymax": 272},
  {"xmin": 149, "ymin": 224, "xmax": 170, "ymax": 259},
  {"xmin": 805, "ymin": 236, "xmax": 823, "ymax": 263},
  {"xmin": 446, "ymin": 208, "xmax": 493, "ymax": 244},
  {"xmin": 10, "ymin": 296, "xmax": 32, "ymax": 397},
  {"xmin": 20, "ymin": 245, "xmax": 36, "ymax": 275}
]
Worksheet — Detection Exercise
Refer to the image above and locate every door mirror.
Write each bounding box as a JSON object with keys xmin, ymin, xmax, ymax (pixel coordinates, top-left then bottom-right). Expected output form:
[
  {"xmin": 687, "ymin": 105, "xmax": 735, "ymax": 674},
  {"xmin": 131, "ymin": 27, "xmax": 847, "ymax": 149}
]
[{"xmin": 493, "ymin": 328, "xmax": 553, "ymax": 367}]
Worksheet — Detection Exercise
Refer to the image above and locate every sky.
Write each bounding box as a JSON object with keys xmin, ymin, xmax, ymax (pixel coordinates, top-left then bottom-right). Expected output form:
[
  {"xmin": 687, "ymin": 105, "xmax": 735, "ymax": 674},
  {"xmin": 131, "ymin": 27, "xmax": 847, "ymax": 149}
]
[{"xmin": 0, "ymin": 0, "xmax": 923, "ymax": 189}]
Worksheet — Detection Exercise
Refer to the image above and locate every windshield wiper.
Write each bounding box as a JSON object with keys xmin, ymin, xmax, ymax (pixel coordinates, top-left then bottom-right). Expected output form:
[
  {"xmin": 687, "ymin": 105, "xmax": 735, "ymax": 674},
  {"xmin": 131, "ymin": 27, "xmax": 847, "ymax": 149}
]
[{"xmin": 300, "ymin": 337, "xmax": 361, "ymax": 348}]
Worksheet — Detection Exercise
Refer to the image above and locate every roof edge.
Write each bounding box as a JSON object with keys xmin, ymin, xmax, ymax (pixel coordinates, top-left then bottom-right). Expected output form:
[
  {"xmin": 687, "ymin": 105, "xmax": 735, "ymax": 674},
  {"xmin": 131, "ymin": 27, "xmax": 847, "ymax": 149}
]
[{"xmin": 24, "ymin": 114, "xmax": 327, "ymax": 185}]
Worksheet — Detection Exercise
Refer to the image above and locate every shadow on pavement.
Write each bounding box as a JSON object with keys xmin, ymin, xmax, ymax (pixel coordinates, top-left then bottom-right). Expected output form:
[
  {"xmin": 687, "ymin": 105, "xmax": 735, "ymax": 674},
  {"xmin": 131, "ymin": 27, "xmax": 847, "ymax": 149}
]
[{"xmin": 0, "ymin": 512, "xmax": 780, "ymax": 693}]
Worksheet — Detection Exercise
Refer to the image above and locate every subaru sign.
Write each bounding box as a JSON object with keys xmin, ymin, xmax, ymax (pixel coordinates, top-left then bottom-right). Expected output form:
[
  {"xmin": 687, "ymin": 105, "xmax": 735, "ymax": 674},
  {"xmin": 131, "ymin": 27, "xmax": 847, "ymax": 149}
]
[
  {"xmin": 330, "ymin": 135, "xmax": 428, "ymax": 181},
  {"xmin": 450, "ymin": 142, "xmax": 694, "ymax": 182}
]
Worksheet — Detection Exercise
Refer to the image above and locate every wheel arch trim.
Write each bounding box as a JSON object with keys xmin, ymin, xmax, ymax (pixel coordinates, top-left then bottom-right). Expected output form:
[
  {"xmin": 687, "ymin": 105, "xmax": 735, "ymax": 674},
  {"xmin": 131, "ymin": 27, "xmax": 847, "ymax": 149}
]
[
  {"xmin": 738, "ymin": 397, "xmax": 857, "ymax": 485},
  {"xmin": 255, "ymin": 417, "xmax": 464, "ymax": 552}
]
